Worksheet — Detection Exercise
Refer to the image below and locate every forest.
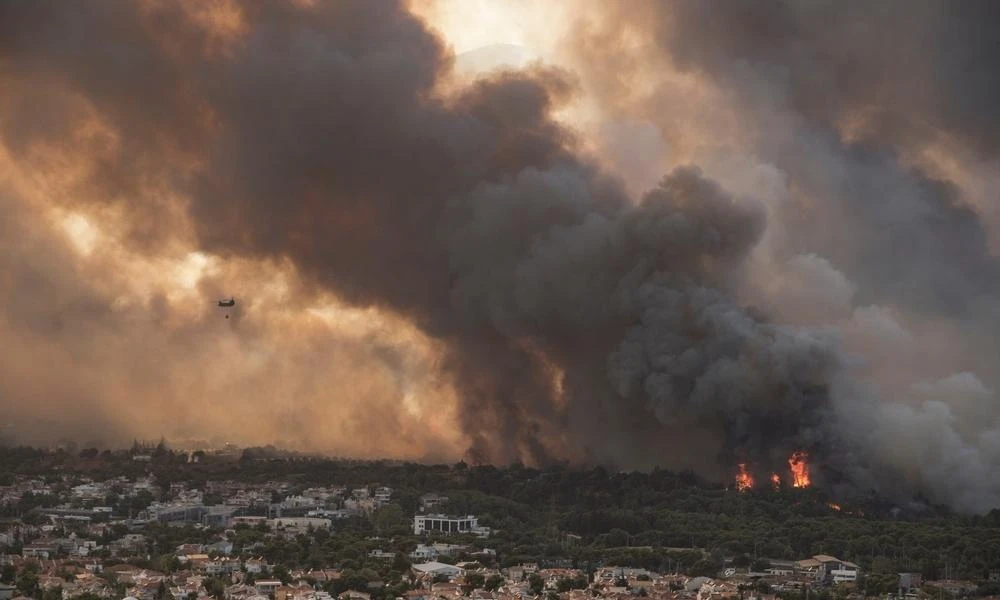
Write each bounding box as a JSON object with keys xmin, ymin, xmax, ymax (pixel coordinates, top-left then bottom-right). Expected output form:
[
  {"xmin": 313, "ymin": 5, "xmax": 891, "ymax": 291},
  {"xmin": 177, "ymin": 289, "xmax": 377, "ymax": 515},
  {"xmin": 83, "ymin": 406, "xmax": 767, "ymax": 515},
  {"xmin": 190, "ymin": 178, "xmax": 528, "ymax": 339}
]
[{"xmin": 2, "ymin": 444, "xmax": 999, "ymax": 591}]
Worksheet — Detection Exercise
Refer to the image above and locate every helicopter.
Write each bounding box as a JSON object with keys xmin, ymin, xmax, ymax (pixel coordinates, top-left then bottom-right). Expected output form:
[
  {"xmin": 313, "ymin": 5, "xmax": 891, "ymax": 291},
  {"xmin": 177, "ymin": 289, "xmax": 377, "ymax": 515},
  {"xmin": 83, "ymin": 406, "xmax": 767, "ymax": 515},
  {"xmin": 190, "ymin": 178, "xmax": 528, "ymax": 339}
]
[{"xmin": 216, "ymin": 297, "xmax": 236, "ymax": 318}]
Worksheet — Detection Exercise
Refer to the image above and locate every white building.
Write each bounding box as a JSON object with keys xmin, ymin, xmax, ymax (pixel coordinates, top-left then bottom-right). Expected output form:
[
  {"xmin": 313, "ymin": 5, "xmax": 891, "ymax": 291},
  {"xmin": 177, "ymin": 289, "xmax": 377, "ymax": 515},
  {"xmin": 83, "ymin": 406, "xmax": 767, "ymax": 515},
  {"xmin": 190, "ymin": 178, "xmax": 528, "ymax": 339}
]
[
  {"xmin": 409, "ymin": 544, "xmax": 438, "ymax": 561},
  {"xmin": 411, "ymin": 562, "xmax": 464, "ymax": 578},
  {"xmin": 268, "ymin": 517, "xmax": 332, "ymax": 532},
  {"xmin": 413, "ymin": 514, "xmax": 481, "ymax": 535},
  {"xmin": 796, "ymin": 555, "xmax": 860, "ymax": 584},
  {"xmin": 373, "ymin": 487, "xmax": 392, "ymax": 506},
  {"xmin": 280, "ymin": 496, "xmax": 319, "ymax": 510}
]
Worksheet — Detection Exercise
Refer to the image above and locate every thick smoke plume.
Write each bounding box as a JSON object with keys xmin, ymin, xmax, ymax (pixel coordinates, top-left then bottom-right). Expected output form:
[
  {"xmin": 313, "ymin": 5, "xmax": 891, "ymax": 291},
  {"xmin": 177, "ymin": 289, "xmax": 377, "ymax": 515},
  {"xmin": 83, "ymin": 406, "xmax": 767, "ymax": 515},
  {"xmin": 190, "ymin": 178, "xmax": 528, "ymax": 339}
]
[
  {"xmin": 560, "ymin": 0, "xmax": 1000, "ymax": 510},
  {"xmin": 1, "ymin": 0, "xmax": 998, "ymax": 511}
]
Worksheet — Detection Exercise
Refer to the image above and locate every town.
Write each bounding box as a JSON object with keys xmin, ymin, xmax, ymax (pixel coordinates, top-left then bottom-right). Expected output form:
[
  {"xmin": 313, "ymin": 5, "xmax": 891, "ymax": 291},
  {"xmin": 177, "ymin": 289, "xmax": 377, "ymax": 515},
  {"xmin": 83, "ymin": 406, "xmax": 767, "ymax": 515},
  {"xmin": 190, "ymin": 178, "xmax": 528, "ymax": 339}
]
[{"xmin": 0, "ymin": 446, "xmax": 996, "ymax": 600}]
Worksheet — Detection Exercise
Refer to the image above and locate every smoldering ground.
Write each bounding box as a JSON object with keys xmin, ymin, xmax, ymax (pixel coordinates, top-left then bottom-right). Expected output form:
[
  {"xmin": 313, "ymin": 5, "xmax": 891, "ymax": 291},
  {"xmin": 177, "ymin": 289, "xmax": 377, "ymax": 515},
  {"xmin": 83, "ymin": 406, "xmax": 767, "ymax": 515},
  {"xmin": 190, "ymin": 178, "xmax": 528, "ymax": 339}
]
[{"xmin": 1, "ymin": 0, "xmax": 999, "ymax": 511}]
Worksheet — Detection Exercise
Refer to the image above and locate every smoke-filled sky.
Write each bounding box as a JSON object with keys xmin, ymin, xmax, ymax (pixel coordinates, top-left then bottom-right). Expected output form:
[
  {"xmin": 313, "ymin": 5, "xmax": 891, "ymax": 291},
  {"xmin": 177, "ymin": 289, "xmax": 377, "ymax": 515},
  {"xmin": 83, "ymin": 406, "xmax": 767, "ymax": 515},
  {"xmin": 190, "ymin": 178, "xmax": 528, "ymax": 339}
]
[{"xmin": 2, "ymin": 0, "xmax": 1000, "ymax": 512}]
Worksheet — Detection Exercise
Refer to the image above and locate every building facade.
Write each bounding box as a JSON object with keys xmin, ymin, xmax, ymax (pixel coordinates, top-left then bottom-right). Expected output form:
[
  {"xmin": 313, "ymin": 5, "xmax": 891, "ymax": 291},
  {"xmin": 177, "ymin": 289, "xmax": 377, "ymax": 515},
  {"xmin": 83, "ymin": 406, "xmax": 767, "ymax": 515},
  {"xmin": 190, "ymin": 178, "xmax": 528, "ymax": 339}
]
[{"xmin": 412, "ymin": 514, "xmax": 478, "ymax": 535}]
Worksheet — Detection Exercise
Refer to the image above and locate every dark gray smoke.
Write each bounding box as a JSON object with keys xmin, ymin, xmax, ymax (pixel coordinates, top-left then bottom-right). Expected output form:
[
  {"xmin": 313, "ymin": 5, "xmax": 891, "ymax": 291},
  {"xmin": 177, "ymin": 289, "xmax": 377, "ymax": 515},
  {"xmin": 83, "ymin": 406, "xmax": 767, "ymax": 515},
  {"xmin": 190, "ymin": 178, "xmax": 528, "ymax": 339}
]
[
  {"xmin": 2, "ymin": 0, "xmax": 998, "ymax": 510},
  {"xmin": 562, "ymin": 0, "xmax": 1000, "ymax": 510}
]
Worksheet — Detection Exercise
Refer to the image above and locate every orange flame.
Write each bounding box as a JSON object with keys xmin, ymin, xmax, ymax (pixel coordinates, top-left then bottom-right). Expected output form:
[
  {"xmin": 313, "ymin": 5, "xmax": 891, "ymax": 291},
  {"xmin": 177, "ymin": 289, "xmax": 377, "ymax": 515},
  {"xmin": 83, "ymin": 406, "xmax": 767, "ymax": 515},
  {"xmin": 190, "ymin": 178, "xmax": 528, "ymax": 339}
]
[
  {"xmin": 788, "ymin": 451, "xmax": 811, "ymax": 488},
  {"xmin": 771, "ymin": 473, "xmax": 781, "ymax": 490},
  {"xmin": 736, "ymin": 463, "xmax": 754, "ymax": 491},
  {"xmin": 827, "ymin": 502, "xmax": 842, "ymax": 511}
]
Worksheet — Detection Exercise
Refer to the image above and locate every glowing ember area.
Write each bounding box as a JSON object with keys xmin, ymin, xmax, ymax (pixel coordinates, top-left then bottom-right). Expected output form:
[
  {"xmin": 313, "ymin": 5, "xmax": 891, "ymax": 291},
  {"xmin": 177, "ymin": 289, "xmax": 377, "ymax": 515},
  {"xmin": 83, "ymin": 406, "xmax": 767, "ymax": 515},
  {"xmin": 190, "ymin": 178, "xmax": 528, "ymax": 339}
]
[
  {"xmin": 827, "ymin": 502, "xmax": 842, "ymax": 511},
  {"xmin": 736, "ymin": 463, "xmax": 754, "ymax": 491},
  {"xmin": 771, "ymin": 473, "xmax": 781, "ymax": 490},
  {"xmin": 788, "ymin": 451, "xmax": 811, "ymax": 487}
]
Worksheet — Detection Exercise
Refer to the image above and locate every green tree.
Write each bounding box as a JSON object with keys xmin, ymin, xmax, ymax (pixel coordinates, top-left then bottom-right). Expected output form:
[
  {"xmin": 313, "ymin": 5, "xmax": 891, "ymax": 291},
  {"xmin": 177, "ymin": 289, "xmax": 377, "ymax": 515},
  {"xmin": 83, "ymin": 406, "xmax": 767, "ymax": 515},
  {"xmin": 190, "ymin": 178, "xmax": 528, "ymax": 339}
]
[
  {"xmin": 372, "ymin": 504, "xmax": 408, "ymax": 535},
  {"xmin": 17, "ymin": 571, "xmax": 40, "ymax": 598},
  {"xmin": 204, "ymin": 577, "xmax": 226, "ymax": 599},
  {"xmin": 463, "ymin": 573, "xmax": 485, "ymax": 594},
  {"xmin": 391, "ymin": 553, "xmax": 411, "ymax": 573},
  {"xmin": 529, "ymin": 574, "xmax": 544, "ymax": 595},
  {"xmin": 557, "ymin": 577, "xmax": 588, "ymax": 592},
  {"xmin": 751, "ymin": 559, "xmax": 771, "ymax": 572},
  {"xmin": 43, "ymin": 586, "xmax": 63, "ymax": 600},
  {"xmin": 273, "ymin": 565, "xmax": 291, "ymax": 585}
]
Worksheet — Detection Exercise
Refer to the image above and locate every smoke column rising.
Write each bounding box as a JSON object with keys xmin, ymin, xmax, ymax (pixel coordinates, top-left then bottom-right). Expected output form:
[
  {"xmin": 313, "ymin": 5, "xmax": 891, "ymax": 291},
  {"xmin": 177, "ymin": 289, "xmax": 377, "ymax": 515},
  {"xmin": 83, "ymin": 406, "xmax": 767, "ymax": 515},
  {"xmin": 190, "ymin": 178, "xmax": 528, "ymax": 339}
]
[{"xmin": 0, "ymin": 0, "xmax": 998, "ymax": 511}]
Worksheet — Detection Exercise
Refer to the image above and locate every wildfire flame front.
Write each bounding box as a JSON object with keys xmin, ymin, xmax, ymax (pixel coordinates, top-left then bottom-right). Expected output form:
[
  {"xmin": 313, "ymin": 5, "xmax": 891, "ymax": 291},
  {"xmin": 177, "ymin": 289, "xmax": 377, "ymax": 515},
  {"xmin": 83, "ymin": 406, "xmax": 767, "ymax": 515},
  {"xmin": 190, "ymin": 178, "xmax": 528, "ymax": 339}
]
[
  {"xmin": 788, "ymin": 451, "xmax": 811, "ymax": 487},
  {"xmin": 736, "ymin": 463, "xmax": 754, "ymax": 491}
]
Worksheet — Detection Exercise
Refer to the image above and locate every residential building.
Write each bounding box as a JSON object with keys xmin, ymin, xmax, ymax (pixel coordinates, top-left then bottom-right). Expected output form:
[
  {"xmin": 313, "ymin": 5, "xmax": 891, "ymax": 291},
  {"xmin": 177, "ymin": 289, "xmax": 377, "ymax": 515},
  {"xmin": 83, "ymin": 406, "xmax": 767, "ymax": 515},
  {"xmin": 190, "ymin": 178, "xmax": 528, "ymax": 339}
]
[
  {"xmin": 255, "ymin": 581, "xmax": 283, "ymax": 596},
  {"xmin": 413, "ymin": 514, "xmax": 481, "ymax": 535},
  {"xmin": 795, "ymin": 555, "xmax": 860, "ymax": 584},
  {"xmin": 409, "ymin": 545, "xmax": 437, "ymax": 561},
  {"xmin": 411, "ymin": 562, "xmax": 464, "ymax": 578},
  {"xmin": 419, "ymin": 494, "xmax": 448, "ymax": 512},
  {"xmin": 373, "ymin": 487, "xmax": 392, "ymax": 506}
]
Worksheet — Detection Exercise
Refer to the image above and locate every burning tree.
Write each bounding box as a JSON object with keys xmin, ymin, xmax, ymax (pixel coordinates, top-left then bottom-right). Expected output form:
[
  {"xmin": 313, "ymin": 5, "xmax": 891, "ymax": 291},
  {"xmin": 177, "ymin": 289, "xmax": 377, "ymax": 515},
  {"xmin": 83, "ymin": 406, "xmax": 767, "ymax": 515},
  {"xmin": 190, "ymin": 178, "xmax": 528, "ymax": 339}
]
[
  {"xmin": 788, "ymin": 451, "xmax": 811, "ymax": 487},
  {"xmin": 736, "ymin": 463, "xmax": 754, "ymax": 491}
]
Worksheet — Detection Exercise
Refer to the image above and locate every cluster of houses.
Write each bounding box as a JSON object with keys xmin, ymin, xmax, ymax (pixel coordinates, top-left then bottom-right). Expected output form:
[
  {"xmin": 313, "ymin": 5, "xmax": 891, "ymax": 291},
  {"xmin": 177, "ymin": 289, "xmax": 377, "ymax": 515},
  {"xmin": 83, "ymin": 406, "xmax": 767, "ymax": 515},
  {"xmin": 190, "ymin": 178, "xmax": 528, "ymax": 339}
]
[{"xmin": 1, "ymin": 474, "xmax": 990, "ymax": 600}]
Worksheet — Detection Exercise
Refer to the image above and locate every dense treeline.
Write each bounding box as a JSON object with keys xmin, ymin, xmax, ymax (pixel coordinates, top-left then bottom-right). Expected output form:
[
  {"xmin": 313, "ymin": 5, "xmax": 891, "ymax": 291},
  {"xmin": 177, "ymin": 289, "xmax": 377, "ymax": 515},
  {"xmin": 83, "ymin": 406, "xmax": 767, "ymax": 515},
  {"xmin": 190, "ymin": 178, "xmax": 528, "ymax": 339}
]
[{"xmin": 2, "ymin": 445, "xmax": 1000, "ymax": 584}]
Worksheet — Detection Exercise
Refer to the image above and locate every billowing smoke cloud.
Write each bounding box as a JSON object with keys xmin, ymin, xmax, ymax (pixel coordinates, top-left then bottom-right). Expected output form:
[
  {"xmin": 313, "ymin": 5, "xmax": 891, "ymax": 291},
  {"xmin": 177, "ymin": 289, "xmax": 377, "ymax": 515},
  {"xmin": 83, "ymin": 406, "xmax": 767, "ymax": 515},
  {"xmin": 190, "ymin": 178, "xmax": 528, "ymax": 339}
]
[
  {"xmin": 558, "ymin": 0, "xmax": 1000, "ymax": 510},
  {"xmin": 1, "ymin": 0, "xmax": 999, "ymax": 511}
]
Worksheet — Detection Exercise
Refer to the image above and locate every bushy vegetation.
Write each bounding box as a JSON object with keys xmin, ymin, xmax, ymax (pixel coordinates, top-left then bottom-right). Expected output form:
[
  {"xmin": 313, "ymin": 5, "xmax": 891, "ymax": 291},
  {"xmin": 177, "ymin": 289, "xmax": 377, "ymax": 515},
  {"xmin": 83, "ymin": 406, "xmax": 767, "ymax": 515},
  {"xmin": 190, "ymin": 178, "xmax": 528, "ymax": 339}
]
[{"xmin": 3, "ymin": 445, "xmax": 1000, "ymax": 586}]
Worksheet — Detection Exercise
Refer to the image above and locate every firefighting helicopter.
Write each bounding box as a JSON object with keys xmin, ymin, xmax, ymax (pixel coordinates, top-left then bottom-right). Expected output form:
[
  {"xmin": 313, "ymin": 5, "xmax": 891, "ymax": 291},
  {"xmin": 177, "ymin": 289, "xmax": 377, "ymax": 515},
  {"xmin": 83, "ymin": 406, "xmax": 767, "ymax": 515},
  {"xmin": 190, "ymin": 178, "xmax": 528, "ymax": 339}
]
[{"xmin": 216, "ymin": 297, "xmax": 235, "ymax": 318}]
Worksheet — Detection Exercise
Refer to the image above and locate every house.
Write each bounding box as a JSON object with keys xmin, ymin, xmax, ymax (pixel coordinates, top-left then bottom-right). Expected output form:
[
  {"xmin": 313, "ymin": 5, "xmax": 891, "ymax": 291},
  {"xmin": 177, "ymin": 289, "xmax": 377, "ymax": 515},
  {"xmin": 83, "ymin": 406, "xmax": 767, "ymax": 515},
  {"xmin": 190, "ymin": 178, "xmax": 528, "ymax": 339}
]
[
  {"xmin": 411, "ymin": 562, "xmax": 464, "ymax": 579},
  {"xmin": 430, "ymin": 543, "xmax": 465, "ymax": 556},
  {"xmin": 204, "ymin": 558, "xmax": 242, "ymax": 575},
  {"xmin": 409, "ymin": 545, "xmax": 437, "ymax": 561},
  {"xmin": 274, "ymin": 585, "xmax": 315, "ymax": 600},
  {"xmin": 419, "ymin": 494, "xmax": 448, "ymax": 512},
  {"xmin": 22, "ymin": 542, "xmax": 56, "ymax": 559},
  {"xmin": 505, "ymin": 564, "xmax": 538, "ymax": 582},
  {"xmin": 207, "ymin": 540, "xmax": 235, "ymax": 556},
  {"xmin": 795, "ymin": 555, "xmax": 860, "ymax": 584},
  {"xmin": 177, "ymin": 544, "xmax": 206, "ymax": 556},
  {"xmin": 255, "ymin": 580, "xmax": 282, "ymax": 596},
  {"xmin": 244, "ymin": 558, "xmax": 268, "ymax": 574},
  {"xmin": 373, "ymin": 488, "xmax": 392, "ymax": 505}
]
